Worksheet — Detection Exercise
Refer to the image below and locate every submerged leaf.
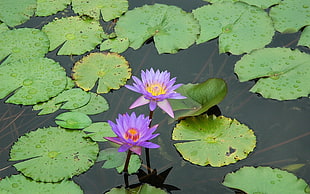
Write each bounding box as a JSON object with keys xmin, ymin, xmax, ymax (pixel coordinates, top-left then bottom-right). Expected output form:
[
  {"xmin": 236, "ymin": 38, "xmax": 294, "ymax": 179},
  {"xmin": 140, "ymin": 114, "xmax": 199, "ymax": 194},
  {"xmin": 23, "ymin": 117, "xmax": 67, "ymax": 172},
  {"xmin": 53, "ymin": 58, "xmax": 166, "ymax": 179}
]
[
  {"xmin": 172, "ymin": 115, "xmax": 256, "ymax": 167},
  {"xmin": 0, "ymin": 57, "xmax": 67, "ymax": 105},
  {"xmin": 9, "ymin": 127, "xmax": 99, "ymax": 182},
  {"xmin": 36, "ymin": 0, "xmax": 70, "ymax": 16},
  {"xmin": 234, "ymin": 47, "xmax": 310, "ymax": 100},
  {"xmin": 115, "ymin": 4, "xmax": 200, "ymax": 54},
  {"xmin": 72, "ymin": 52, "xmax": 131, "ymax": 93},
  {"xmin": 55, "ymin": 112, "xmax": 92, "ymax": 129},
  {"xmin": 223, "ymin": 166, "xmax": 310, "ymax": 193}
]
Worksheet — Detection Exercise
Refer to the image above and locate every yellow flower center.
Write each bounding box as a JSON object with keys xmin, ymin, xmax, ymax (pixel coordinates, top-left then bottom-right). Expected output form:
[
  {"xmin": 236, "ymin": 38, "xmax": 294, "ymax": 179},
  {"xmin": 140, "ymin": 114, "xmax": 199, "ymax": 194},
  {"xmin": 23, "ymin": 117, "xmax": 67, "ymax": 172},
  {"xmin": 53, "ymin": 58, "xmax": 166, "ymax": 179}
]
[
  {"xmin": 146, "ymin": 83, "xmax": 167, "ymax": 96},
  {"xmin": 124, "ymin": 128, "xmax": 140, "ymax": 142}
]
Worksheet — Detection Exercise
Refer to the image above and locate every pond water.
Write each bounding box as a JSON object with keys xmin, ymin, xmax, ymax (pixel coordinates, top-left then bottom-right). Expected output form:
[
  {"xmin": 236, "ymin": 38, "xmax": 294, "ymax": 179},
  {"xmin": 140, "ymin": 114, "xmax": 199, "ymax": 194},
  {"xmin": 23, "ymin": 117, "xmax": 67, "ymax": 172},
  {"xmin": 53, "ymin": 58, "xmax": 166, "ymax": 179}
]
[{"xmin": 0, "ymin": 0, "xmax": 310, "ymax": 193}]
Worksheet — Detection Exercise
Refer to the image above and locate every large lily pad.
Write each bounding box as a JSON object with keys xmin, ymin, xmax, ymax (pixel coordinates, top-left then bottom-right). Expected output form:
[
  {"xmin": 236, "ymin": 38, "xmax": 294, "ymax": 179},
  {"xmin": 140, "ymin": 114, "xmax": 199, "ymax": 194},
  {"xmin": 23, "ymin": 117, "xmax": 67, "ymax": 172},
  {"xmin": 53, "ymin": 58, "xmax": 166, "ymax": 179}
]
[
  {"xmin": 205, "ymin": 0, "xmax": 281, "ymax": 9},
  {"xmin": 0, "ymin": 57, "xmax": 67, "ymax": 105},
  {"xmin": 107, "ymin": 184, "xmax": 167, "ymax": 194},
  {"xmin": 72, "ymin": 0, "xmax": 128, "ymax": 21},
  {"xmin": 0, "ymin": 174, "xmax": 83, "ymax": 194},
  {"xmin": 55, "ymin": 112, "xmax": 92, "ymax": 129},
  {"xmin": 114, "ymin": 4, "xmax": 200, "ymax": 54},
  {"xmin": 36, "ymin": 0, "xmax": 71, "ymax": 16},
  {"xmin": 42, "ymin": 16, "xmax": 104, "ymax": 55},
  {"xmin": 223, "ymin": 166, "xmax": 310, "ymax": 193},
  {"xmin": 0, "ymin": 28, "xmax": 50, "ymax": 65},
  {"xmin": 172, "ymin": 115, "xmax": 256, "ymax": 167},
  {"xmin": 72, "ymin": 52, "xmax": 131, "ymax": 93},
  {"xmin": 9, "ymin": 127, "xmax": 99, "ymax": 182},
  {"xmin": 193, "ymin": 2, "xmax": 274, "ymax": 54},
  {"xmin": 0, "ymin": 0, "xmax": 36, "ymax": 27},
  {"xmin": 169, "ymin": 78, "xmax": 227, "ymax": 120},
  {"xmin": 298, "ymin": 26, "xmax": 310, "ymax": 48},
  {"xmin": 234, "ymin": 47, "xmax": 310, "ymax": 100},
  {"xmin": 269, "ymin": 0, "xmax": 310, "ymax": 33}
]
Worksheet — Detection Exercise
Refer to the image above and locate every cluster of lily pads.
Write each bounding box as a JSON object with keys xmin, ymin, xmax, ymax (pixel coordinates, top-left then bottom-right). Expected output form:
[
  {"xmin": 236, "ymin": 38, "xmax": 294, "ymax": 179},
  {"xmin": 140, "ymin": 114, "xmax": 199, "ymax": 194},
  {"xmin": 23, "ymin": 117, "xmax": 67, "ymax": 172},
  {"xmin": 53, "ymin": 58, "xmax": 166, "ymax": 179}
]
[{"xmin": 0, "ymin": 0, "xmax": 309, "ymax": 193}]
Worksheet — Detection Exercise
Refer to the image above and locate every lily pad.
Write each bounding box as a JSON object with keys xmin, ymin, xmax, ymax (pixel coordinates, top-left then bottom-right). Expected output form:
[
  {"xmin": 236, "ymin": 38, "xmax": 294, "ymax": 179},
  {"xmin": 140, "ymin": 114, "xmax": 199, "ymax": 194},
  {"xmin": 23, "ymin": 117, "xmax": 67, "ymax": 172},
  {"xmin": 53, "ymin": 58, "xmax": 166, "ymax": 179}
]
[
  {"xmin": 106, "ymin": 184, "xmax": 167, "ymax": 194},
  {"xmin": 172, "ymin": 115, "xmax": 256, "ymax": 167},
  {"xmin": 72, "ymin": 52, "xmax": 131, "ymax": 93},
  {"xmin": 42, "ymin": 16, "xmax": 104, "ymax": 55},
  {"xmin": 0, "ymin": 0, "xmax": 36, "ymax": 27},
  {"xmin": 298, "ymin": 26, "xmax": 310, "ymax": 48},
  {"xmin": 0, "ymin": 57, "xmax": 67, "ymax": 105},
  {"xmin": 223, "ymin": 166, "xmax": 310, "ymax": 194},
  {"xmin": 9, "ymin": 127, "xmax": 99, "ymax": 182},
  {"xmin": 114, "ymin": 4, "xmax": 200, "ymax": 54},
  {"xmin": 36, "ymin": 0, "xmax": 71, "ymax": 16},
  {"xmin": 83, "ymin": 122, "xmax": 115, "ymax": 142},
  {"xmin": 72, "ymin": 92, "xmax": 109, "ymax": 115},
  {"xmin": 0, "ymin": 174, "xmax": 83, "ymax": 194},
  {"xmin": 193, "ymin": 2, "xmax": 274, "ymax": 54},
  {"xmin": 234, "ymin": 47, "xmax": 310, "ymax": 100},
  {"xmin": 0, "ymin": 22, "xmax": 9, "ymax": 33},
  {"xmin": 269, "ymin": 0, "xmax": 310, "ymax": 33},
  {"xmin": 0, "ymin": 28, "xmax": 50, "ymax": 65},
  {"xmin": 205, "ymin": 0, "xmax": 281, "ymax": 9},
  {"xmin": 72, "ymin": 0, "xmax": 128, "ymax": 21},
  {"xmin": 169, "ymin": 78, "xmax": 227, "ymax": 120},
  {"xmin": 55, "ymin": 112, "xmax": 92, "ymax": 129},
  {"xmin": 100, "ymin": 37, "xmax": 130, "ymax": 53}
]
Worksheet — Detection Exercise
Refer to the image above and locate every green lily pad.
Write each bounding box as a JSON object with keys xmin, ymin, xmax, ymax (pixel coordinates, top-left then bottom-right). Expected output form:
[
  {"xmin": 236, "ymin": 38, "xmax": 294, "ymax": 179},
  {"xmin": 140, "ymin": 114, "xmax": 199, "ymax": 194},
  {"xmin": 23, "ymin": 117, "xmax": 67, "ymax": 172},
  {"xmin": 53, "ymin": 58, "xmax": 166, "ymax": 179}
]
[
  {"xmin": 100, "ymin": 37, "xmax": 130, "ymax": 53},
  {"xmin": 83, "ymin": 122, "xmax": 115, "ymax": 142},
  {"xmin": 116, "ymin": 154, "xmax": 141, "ymax": 174},
  {"xmin": 0, "ymin": 57, "xmax": 67, "ymax": 105},
  {"xmin": 298, "ymin": 26, "xmax": 310, "ymax": 48},
  {"xmin": 72, "ymin": 92, "xmax": 109, "ymax": 115},
  {"xmin": 72, "ymin": 0, "xmax": 128, "ymax": 21},
  {"xmin": 36, "ymin": 0, "xmax": 71, "ymax": 16},
  {"xmin": 223, "ymin": 166, "xmax": 310, "ymax": 193},
  {"xmin": 114, "ymin": 4, "xmax": 200, "ymax": 54},
  {"xmin": 172, "ymin": 115, "xmax": 256, "ymax": 167},
  {"xmin": 55, "ymin": 112, "xmax": 92, "ymax": 129},
  {"xmin": 269, "ymin": 0, "xmax": 310, "ymax": 33},
  {"xmin": 193, "ymin": 2, "xmax": 274, "ymax": 54},
  {"xmin": 169, "ymin": 78, "xmax": 227, "ymax": 120},
  {"xmin": 0, "ymin": 28, "xmax": 50, "ymax": 65},
  {"xmin": 0, "ymin": 0, "xmax": 36, "ymax": 27},
  {"xmin": 205, "ymin": 0, "xmax": 281, "ymax": 9},
  {"xmin": 0, "ymin": 22, "xmax": 9, "ymax": 33},
  {"xmin": 42, "ymin": 16, "xmax": 104, "ymax": 55},
  {"xmin": 0, "ymin": 174, "xmax": 83, "ymax": 194},
  {"xmin": 234, "ymin": 47, "xmax": 310, "ymax": 100},
  {"xmin": 9, "ymin": 127, "xmax": 99, "ymax": 182},
  {"xmin": 72, "ymin": 52, "xmax": 131, "ymax": 93},
  {"xmin": 107, "ymin": 184, "xmax": 167, "ymax": 194}
]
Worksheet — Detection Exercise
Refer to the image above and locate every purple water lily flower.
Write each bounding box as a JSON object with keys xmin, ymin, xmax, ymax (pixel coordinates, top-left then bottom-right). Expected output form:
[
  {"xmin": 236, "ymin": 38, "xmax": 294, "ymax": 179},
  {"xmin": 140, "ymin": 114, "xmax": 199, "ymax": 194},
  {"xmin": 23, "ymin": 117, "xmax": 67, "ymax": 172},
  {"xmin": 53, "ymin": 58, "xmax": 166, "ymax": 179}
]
[
  {"xmin": 104, "ymin": 112, "xmax": 160, "ymax": 155},
  {"xmin": 125, "ymin": 68, "xmax": 186, "ymax": 118}
]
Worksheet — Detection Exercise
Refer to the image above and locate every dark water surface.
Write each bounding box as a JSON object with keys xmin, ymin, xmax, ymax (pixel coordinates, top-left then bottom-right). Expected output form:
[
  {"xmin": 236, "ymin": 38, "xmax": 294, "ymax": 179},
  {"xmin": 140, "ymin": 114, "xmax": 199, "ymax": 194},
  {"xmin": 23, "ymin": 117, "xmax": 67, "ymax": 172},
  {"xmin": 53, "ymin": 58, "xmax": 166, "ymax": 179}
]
[{"xmin": 1, "ymin": 0, "xmax": 310, "ymax": 193}]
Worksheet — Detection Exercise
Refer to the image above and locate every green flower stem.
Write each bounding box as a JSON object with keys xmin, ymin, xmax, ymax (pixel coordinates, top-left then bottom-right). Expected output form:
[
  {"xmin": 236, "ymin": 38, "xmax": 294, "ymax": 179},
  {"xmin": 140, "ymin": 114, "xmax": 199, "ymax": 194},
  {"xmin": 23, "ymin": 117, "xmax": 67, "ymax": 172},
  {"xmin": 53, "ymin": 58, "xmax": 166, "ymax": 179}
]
[{"xmin": 145, "ymin": 110, "xmax": 154, "ymax": 174}]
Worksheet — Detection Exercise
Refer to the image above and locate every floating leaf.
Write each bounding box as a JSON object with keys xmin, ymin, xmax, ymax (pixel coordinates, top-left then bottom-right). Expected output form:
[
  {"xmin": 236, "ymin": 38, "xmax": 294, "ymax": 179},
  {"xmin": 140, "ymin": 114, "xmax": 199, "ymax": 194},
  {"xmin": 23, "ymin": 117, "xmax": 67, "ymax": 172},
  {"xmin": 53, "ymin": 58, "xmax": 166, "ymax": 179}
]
[
  {"xmin": 0, "ymin": 22, "xmax": 9, "ymax": 33},
  {"xmin": 169, "ymin": 78, "xmax": 227, "ymax": 120},
  {"xmin": 100, "ymin": 37, "xmax": 130, "ymax": 53},
  {"xmin": 193, "ymin": 2, "xmax": 274, "ymax": 54},
  {"xmin": 0, "ymin": 0, "xmax": 36, "ymax": 27},
  {"xmin": 55, "ymin": 112, "xmax": 92, "ymax": 129},
  {"xmin": 269, "ymin": 0, "xmax": 310, "ymax": 33},
  {"xmin": 72, "ymin": 0, "xmax": 128, "ymax": 21},
  {"xmin": 72, "ymin": 52, "xmax": 131, "ymax": 93},
  {"xmin": 72, "ymin": 92, "xmax": 109, "ymax": 115},
  {"xmin": 223, "ymin": 166, "xmax": 310, "ymax": 193},
  {"xmin": 115, "ymin": 4, "xmax": 200, "ymax": 54},
  {"xmin": 0, "ymin": 174, "xmax": 83, "ymax": 194},
  {"xmin": 298, "ymin": 26, "xmax": 310, "ymax": 48},
  {"xmin": 42, "ymin": 16, "xmax": 104, "ymax": 55},
  {"xmin": 107, "ymin": 184, "xmax": 167, "ymax": 194},
  {"xmin": 36, "ymin": 0, "xmax": 70, "ymax": 16},
  {"xmin": 205, "ymin": 0, "xmax": 281, "ymax": 9},
  {"xmin": 116, "ymin": 154, "xmax": 141, "ymax": 174},
  {"xmin": 9, "ymin": 127, "xmax": 99, "ymax": 182},
  {"xmin": 172, "ymin": 115, "xmax": 256, "ymax": 167},
  {"xmin": 83, "ymin": 122, "xmax": 115, "ymax": 142},
  {"xmin": 234, "ymin": 47, "xmax": 310, "ymax": 100},
  {"xmin": 0, "ymin": 28, "xmax": 50, "ymax": 65},
  {"xmin": 0, "ymin": 57, "xmax": 67, "ymax": 105}
]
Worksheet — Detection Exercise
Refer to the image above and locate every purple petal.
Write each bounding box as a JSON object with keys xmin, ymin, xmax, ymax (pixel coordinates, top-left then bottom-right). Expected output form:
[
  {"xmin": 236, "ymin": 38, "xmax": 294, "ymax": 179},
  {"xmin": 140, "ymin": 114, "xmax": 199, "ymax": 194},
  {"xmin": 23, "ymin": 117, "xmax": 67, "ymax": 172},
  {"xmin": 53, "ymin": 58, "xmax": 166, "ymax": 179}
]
[
  {"xmin": 129, "ymin": 96, "xmax": 150, "ymax": 109},
  {"xmin": 130, "ymin": 146, "xmax": 142, "ymax": 155},
  {"xmin": 157, "ymin": 99, "xmax": 174, "ymax": 118},
  {"xmin": 149, "ymin": 100, "xmax": 157, "ymax": 111},
  {"xmin": 119, "ymin": 144, "xmax": 131, "ymax": 152},
  {"xmin": 139, "ymin": 141, "xmax": 160, "ymax": 149},
  {"xmin": 104, "ymin": 137, "xmax": 124, "ymax": 145}
]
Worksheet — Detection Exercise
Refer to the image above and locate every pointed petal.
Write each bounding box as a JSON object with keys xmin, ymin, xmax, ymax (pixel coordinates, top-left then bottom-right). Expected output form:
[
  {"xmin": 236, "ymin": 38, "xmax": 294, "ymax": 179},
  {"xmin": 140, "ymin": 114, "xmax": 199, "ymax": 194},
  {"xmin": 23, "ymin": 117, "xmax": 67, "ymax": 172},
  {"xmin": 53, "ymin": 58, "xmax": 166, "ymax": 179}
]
[
  {"xmin": 149, "ymin": 100, "xmax": 157, "ymax": 111},
  {"xmin": 129, "ymin": 96, "xmax": 149, "ymax": 109},
  {"xmin": 119, "ymin": 144, "xmax": 131, "ymax": 152},
  {"xmin": 130, "ymin": 146, "xmax": 142, "ymax": 155},
  {"xmin": 104, "ymin": 137, "xmax": 123, "ymax": 145},
  {"xmin": 139, "ymin": 141, "xmax": 160, "ymax": 149},
  {"xmin": 157, "ymin": 99, "xmax": 174, "ymax": 118}
]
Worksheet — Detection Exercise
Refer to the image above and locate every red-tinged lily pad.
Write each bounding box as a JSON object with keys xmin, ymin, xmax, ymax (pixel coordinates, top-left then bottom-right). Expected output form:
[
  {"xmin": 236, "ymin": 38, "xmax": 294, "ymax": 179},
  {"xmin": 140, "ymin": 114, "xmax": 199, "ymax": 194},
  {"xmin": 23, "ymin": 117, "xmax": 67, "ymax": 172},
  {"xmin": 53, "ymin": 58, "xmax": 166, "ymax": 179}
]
[
  {"xmin": 72, "ymin": 52, "xmax": 131, "ymax": 93},
  {"xmin": 172, "ymin": 115, "xmax": 256, "ymax": 167}
]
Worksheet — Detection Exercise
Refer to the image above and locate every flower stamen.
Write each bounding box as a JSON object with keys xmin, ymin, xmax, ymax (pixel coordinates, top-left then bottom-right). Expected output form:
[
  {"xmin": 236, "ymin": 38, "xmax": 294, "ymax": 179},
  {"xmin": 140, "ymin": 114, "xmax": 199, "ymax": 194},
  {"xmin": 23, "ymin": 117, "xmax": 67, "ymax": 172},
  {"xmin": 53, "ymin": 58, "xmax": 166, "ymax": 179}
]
[
  {"xmin": 124, "ymin": 128, "xmax": 140, "ymax": 142},
  {"xmin": 146, "ymin": 83, "xmax": 167, "ymax": 96}
]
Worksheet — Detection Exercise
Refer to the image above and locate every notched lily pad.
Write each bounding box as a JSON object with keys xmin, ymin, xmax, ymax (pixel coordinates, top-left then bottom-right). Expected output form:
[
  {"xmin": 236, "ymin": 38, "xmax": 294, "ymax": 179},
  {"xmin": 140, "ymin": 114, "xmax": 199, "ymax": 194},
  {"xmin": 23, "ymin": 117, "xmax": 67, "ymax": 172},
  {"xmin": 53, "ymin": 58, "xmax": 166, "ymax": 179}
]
[
  {"xmin": 172, "ymin": 115, "xmax": 256, "ymax": 167},
  {"xmin": 55, "ymin": 112, "xmax": 92, "ymax": 129},
  {"xmin": 72, "ymin": 0, "xmax": 128, "ymax": 21},
  {"xmin": 36, "ymin": 0, "xmax": 71, "ymax": 16},
  {"xmin": 193, "ymin": 2, "xmax": 274, "ymax": 54},
  {"xmin": 234, "ymin": 47, "xmax": 310, "ymax": 100},
  {"xmin": 72, "ymin": 92, "xmax": 109, "ymax": 115},
  {"xmin": 0, "ymin": 57, "xmax": 67, "ymax": 105},
  {"xmin": 72, "ymin": 52, "xmax": 131, "ymax": 93},
  {"xmin": 115, "ymin": 3, "xmax": 200, "ymax": 54},
  {"xmin": 106, "ymin": 184, "xmax": 167, "ymax": 194},
  {"xmin": 42, "ymin": 16, "xmax": 104, "ymax": 55},
  {"xmin": 83, "ymin": 122, "xmax": 115, "ymax": 142},
  {"xmin": 0, "ymin": 174, "xmax": 83, "ymax": 194},
  {"xmin": 100, "ymin": 37, "xmax": 129, "ymax": 53},
  {"xmin": 9, "ymin": 127, "xmax": 99, "ymax": 182},
  {"xmin": 223, "ymin": 166, "xmax": 310, "ymax": 194}
]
